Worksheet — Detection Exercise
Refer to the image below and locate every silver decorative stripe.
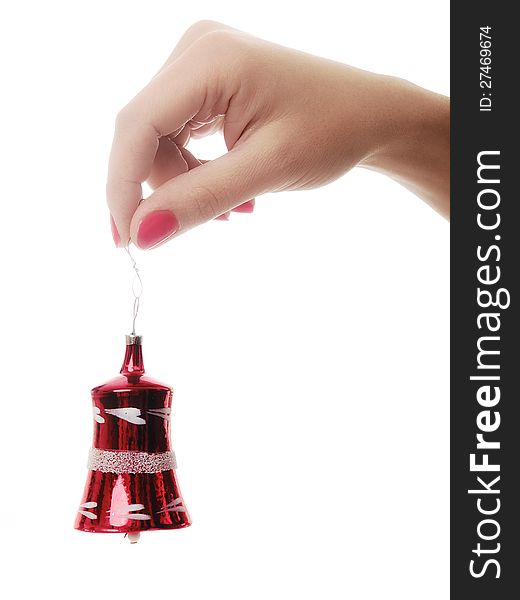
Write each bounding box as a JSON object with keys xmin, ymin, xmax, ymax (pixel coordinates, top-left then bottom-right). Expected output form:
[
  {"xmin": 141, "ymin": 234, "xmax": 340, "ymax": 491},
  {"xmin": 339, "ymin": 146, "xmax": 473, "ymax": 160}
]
[{"xmin": 88, "ymin": 448, "xmax": 177, "ymax": 474}]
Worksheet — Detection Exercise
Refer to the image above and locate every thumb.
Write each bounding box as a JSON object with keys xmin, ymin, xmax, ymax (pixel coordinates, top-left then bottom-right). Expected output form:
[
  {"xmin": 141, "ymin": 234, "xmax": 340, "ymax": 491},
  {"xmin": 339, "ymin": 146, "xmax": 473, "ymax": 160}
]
[{"xmin": 130, "ymin": 132, "xmax": 281, "ymax": 249}]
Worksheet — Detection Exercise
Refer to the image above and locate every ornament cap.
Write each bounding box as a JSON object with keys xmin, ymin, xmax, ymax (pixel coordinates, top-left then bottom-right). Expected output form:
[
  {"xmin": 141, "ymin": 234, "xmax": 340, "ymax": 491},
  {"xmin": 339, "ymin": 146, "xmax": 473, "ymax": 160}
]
[{"xmin": 121, "ymin": 335, "xmax": 145, "ymax": 379}]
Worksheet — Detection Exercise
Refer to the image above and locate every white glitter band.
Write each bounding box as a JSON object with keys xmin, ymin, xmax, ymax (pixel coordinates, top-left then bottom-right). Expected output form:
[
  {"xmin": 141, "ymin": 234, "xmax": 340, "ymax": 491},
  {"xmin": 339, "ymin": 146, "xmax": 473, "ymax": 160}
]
[{"xmin": 87, "ymin": 448, "xmax": 177, "ymax": 474}]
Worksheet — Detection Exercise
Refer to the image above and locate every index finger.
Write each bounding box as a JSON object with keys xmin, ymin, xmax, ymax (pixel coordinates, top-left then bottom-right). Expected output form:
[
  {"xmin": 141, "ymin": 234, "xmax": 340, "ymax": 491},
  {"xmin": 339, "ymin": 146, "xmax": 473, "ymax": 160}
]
[{"xmin": 106, "ymin": 49, "xmax": 213, "ymax": 245}]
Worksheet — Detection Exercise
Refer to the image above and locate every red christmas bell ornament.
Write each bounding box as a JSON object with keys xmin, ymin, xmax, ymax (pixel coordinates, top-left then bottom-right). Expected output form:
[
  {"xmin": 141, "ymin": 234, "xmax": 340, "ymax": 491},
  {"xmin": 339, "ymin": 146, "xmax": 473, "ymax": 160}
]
[{"xmin": 75, "ymin": 334, "xmax": 191, "ymax": 542}]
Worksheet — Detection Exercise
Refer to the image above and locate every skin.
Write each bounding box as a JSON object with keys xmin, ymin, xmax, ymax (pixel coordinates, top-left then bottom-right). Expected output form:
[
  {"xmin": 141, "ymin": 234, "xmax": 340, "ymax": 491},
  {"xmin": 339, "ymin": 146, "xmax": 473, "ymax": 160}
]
[{"xmin": 107, "ymin": 21, "xmax": 450, "ymax": 248}]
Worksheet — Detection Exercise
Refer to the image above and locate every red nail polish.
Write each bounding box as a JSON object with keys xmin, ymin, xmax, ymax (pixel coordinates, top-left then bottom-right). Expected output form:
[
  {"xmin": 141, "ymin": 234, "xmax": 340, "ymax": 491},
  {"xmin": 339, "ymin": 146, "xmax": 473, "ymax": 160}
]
[
  {"xmin": 232, "ymin": 199, "xmax": 255, "ymax": 213},
  {"xmin": 136, "ymin": 210, "xmax": 180, "ymax": 249},
  {"xmin": 215, "ymin": 212, "xmax": 230, "ymax": 221},
  {"xmin": 110, "ymin": 215, "xmax": 121, "ymax": 247}
]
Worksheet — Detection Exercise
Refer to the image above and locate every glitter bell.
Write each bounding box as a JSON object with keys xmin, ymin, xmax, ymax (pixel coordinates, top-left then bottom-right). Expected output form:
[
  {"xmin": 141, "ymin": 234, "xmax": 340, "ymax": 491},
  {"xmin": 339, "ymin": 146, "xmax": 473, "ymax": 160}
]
[{"xmin": 74, "ymin": 334, "xmax": 191, "ymax": 542}]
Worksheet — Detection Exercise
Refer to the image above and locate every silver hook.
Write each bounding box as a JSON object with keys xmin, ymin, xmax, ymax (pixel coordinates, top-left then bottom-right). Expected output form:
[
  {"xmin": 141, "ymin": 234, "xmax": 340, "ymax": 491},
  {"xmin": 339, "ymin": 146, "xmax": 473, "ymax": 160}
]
[{"xmin": 125, "ymin": 245, "xmax": 143, "ymax": 335}]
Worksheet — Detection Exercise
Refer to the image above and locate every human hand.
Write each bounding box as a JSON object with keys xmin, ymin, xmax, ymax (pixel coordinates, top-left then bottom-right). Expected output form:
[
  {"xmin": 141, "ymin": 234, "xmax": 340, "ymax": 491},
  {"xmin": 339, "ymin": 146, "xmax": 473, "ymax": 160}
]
[{"xmin": 107, "ymin": 21, "xmax": 449, "ymax": 249}]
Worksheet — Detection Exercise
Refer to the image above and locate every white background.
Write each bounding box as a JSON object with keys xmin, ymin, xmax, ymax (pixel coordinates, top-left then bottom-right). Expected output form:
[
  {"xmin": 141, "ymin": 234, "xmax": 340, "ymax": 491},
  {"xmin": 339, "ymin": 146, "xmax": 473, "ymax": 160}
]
[{"xmin": 0, "ymin": 1, "xmax": 449, "ymax": 598}]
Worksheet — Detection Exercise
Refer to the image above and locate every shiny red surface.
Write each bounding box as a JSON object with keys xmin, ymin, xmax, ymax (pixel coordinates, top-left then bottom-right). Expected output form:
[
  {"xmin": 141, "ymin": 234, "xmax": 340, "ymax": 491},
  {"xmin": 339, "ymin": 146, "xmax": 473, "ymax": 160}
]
[
  {"xmin": 76, "ymin": 470, "xmax": 190, "ymax": 533},
  {"xmin": 75, "ymin": 340, "xmax": 191, "ymax": 534}
]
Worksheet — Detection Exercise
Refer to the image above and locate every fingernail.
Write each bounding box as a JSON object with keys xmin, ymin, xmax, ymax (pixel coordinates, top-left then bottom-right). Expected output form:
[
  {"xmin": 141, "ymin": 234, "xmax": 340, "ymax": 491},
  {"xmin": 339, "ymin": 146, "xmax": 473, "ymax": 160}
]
[
  {"xmin": 110, "ymin": 215, "xmax": 121, "ymax": 247},
  {"xmin": 136, "ymin": 210, "xmax": 180, "ymax": 249},
  {"xmin": 232, "ymin": 199, "xmax": 255, "ymax": 213},
  {"xmin": 215, "ymin": 212, "xmax": 230, "ymax": 221}
]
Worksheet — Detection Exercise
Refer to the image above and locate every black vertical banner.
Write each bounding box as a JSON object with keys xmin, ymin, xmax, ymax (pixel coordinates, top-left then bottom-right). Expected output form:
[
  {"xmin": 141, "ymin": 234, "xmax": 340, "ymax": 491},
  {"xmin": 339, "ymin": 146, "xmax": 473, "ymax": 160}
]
[{"xmin": 451, "ymin": 2, "xmax": 519, "ymax": 597}]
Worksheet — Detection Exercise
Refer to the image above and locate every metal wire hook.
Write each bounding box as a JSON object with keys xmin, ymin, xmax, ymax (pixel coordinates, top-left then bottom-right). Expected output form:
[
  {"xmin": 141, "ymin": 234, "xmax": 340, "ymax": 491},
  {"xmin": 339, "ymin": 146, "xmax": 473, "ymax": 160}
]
[{"xmin": 125, "ymin": 245, "xmax": 143, "ymax": 335}]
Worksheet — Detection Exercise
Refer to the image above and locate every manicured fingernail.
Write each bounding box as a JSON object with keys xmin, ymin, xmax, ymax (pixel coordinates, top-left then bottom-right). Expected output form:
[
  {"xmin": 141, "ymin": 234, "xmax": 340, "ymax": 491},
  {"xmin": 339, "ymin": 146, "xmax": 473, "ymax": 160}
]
[
  {"xmin": 232, "ymin": 199, "xmax": 255, "ymax": 213},
  {"xmin": 110, "ymin": 215, "xmax": 121, "ymax": 247},
  {"xmin": 215, "ymin": 212, "xmax": 230, "ymax": 221},
  {"xmin": 136, "ymin": 210, "xmax": 180, "ymax": 249}
]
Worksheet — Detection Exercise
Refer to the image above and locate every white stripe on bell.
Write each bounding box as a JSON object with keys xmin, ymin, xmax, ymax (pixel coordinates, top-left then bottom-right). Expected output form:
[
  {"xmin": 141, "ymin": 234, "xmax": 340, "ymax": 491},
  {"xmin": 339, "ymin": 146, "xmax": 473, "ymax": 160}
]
[
  {"xmin": 78, "ymin": 501, "xmax": 98, "ymax": 519},
  {"xmin": 158, "ymin": 497, "xmax": 186, "ymax": 513},
  {"xmin": 108, "ymin": 503, "xmax": 151, "ymax": 520}
]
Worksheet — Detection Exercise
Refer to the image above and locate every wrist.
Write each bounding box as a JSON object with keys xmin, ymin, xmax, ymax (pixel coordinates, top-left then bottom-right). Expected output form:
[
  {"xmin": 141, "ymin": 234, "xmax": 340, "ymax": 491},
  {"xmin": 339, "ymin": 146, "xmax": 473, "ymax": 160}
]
[
  {"xmin": 359, "ymin": 75, "xmax": 450, "ymax": 214},
  {"xmin": 359, "ymin": 76, "xmax": 427, "ymax": 167}
]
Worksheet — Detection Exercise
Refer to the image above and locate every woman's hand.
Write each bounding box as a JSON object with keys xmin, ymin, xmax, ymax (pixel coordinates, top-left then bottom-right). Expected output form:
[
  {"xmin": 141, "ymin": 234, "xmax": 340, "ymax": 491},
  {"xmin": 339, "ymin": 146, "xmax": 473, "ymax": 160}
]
[{"xmin": 107, "ymin": 21, "xmax": 449, "ymax": 249}]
